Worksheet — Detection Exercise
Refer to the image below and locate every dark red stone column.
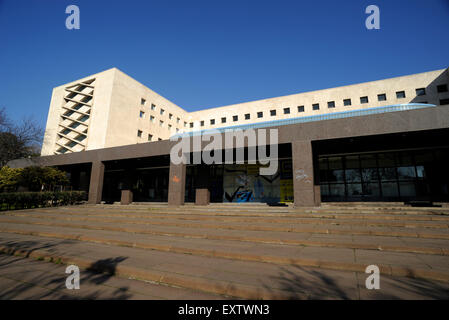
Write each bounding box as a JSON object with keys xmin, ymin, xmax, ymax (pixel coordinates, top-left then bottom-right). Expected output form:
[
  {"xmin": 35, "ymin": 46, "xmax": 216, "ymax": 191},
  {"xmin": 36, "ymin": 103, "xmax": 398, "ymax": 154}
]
[
  {"xmin": 168, "ymin": 162, "xmax": 186, "ymax": 206},
  {"xmin": 292, "ymin": 140, "xmax": 320, "ymax": 207},
  {"xmin": 88, "ymin": 161, "xmax": 105, "ymax": 204}
]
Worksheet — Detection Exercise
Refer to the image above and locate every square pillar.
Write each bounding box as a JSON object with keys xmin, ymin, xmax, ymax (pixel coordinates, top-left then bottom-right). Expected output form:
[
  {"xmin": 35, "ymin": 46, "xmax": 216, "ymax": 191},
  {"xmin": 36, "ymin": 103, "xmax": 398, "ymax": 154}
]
[
  {"xmin": 292, "ymin": 140, "xmax": 319, "ymax": 207},
  {"xmin": 121, "ymin": 190, "xmax": 133, "ymax": 205},
  {"xmin": 168, "ymin": 162, "xmax": 186, "ymax": 206},
  {"xmin": 195, "ymin": 189, "xmax": 210, "ymax": 205},
  {"xmin": 88, "ymin": 161, "xmax": 105, "ymax": 204}
]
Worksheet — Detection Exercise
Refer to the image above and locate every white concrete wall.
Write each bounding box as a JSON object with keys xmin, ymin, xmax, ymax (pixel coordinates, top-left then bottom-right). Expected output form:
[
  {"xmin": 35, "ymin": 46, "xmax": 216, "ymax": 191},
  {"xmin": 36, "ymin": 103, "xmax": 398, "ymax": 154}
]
[
  {"xmin": 41, "ymin": 67, "xmax": 449, "ymax": 156},
  {"xmin": 185, "ymin": 68, "xmax": 449, "ymax": 131}
]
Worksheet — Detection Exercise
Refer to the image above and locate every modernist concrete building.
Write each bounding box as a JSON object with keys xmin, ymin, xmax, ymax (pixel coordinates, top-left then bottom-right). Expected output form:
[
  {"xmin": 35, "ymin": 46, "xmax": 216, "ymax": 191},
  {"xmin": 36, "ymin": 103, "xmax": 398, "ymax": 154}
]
[{"xmin": 10, "ymin": 67, "xmax": 449, "ymax": 206}]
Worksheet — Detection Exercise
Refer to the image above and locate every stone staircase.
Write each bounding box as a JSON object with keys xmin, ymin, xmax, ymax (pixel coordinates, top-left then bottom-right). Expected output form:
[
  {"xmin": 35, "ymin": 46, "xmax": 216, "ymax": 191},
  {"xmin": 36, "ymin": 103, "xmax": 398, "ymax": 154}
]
[{"xmin": 1, "ymin": 203, "xmax": 449, "ymax": 299}]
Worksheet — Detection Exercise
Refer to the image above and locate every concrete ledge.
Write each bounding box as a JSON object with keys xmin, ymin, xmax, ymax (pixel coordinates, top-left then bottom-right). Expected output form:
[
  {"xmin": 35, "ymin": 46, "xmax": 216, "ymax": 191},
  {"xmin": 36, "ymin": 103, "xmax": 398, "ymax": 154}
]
[
  {"xmin": 1, "ymin": 228, "xmax": 448, "ymax": 285},
  {"xmin": 1, "ymin": 218, "xmax": 448, "ymax": 256},
  {"xmin": 0, "ymin": 244, "xmax": 307, "ymax": 299},
  {"xmin": 4, "ymin": 213, "xmax": 449, "ymax": 240}
]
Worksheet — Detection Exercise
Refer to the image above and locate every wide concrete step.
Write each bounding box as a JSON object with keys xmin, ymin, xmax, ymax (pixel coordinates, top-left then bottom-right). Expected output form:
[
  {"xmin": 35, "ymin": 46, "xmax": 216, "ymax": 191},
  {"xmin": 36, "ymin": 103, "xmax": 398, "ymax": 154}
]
[
  {"xmin": 3, "ymin": 211, "xmax": 449, "ymax": 233},
  {"xmin": 2, "ymin": 216, "xmax": 449, "ymax": 255},
  {"xmin": 12, "ymin": 206, "xmax": 449, "ymax": 225},
  {"xmin": 22, "ymin": 206, "xmax": 449, "ymax": 223},
  {"xmin": 87, "ymin": 204, "xmax": 449, "ymax": 216},
  {"xmin": 0, "ymin": 253, "xmax": 224, "ymax": 300},
  {"xmin": 4, "ymin": 213, "xmax": 449, "ymax": 253},
  {"xmin": 1, "ymin": 220, "xmax": 449, "ymax": 281},
  {"xmin": 91, "ymin": 202, "xmax": 449, "ymax": 212},
  {"xmin": 1, "ymin": 231, "xmax": 449, "ymax": 299},
  {"xmin": 3, "ymin": 211, "xmax": 449, "ymax": 241}
]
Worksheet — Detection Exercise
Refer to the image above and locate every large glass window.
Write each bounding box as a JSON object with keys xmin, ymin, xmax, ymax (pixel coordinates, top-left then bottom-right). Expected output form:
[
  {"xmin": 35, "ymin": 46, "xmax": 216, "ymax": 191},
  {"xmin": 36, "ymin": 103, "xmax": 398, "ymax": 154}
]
[{"xmin": 319, "ymin": 149, "xmax": 437, "ymax": 201}]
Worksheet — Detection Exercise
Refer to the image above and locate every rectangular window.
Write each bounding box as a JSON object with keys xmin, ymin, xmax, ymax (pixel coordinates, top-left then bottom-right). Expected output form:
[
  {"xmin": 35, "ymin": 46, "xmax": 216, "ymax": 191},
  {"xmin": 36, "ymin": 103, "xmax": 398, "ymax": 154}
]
[
  {"xmin": 298, "ymin": 106, "xmax": 304, "ymax": 112},
  {"xmin": 141, "ymin": 98, "xmax": 146, "ymax": 105},
  {"xmin": 257, "ymin": 111, "xmax": 263, "ymax": 118},
  {"xmin": 377, "ymin": 93, "xmax": 386, "ymax": 101},
  {"xmin": 177, "ymin": 117, "xmax": 180, "ymax": 124},
  {"xmin": 168, "ymin": 124, "xmax": 172, "ymax": 130},
  {"xmin": 169, "ymin": 113, "xmax": 173, "ymax": 119},
  {"xmin": 210, "ymin": 119, "xmax": 215, "ymax": 125},
  {"xmin": 283, "ymin": 107, "xmax": 290, "ymax": 114},
  {"xmin": 360, "ymin": 96, "xmax": 369, "ymax": 104},
  {"xmin": 233, "ymin": 115, "xmax": 238, "ymax": 121},
  {"xmin": 270, "ymin": 109, "xmax": 276, "ymax": 116},
  {"xmin": 437, "ymin": 84, "xmax": 448, "ymax": 93},
  {"xmin": 159, "ymin": 120, "xmax": 163, "ymax": 127},
  {"xmin": 148, "ymin": 134, "xmax": 153, "ymax": 141},
  {"xmin": 327, "ymin": 101, "xmax": 335, "ymax": 108},
  {"xmin": 151, "ymin": 104, "xmax": 156, "ymax": 110},
  {"xmin": 221, "ymin": 117, "xmax": 226, "ymax": 123},
  {"xmin": 200, "ymin": 120, "xmax": 204, "ymax": 127},
  {"xmin": 396, "ymin": 91, "xmax": 406, "ymax": 99},
  {"xmin": 440, "ymin": 99, "xmax": 449, "ymax": 105},
  {"xmin": 137, "ymin": 130, "xmax": 142, "ymax": 137},
  {"xmin": 245, "ymin": 113, "xmax": 250, "ymax": 120},
  {"xmin": 184, "ymin": 122, "xmax": 187, "ymax": 127},
  {"xmin": 139, "ymin": 111, "xmax": 145, "ymax": 118},
  {"xmin": 150, "ymin": 115, "xmax": 155, "ymax": 122},
  {"xmin": 189, "ymin": 122, "xmax": 193, "ymax": 128},
  {"xmin": 343, "ymin": 99, "xmax": 351, "ymax": 106},
  {"xmin": 312, "ymin": 103, "xmax": 319, "ymax": 110},
  {"xmin": 160, "ymin": 109, "xmax": 165, "ymax": 115},
  {"xmin": 416, "ymin": 88, "xmax": 426, "ymax": 96}
]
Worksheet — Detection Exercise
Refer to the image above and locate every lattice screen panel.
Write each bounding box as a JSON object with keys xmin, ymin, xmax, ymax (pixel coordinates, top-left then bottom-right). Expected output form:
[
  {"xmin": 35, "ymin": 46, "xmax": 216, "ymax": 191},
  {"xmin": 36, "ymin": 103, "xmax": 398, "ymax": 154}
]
[{"xmin": 54, "ymin": 78, "xmax": 95, "ymax": 154}]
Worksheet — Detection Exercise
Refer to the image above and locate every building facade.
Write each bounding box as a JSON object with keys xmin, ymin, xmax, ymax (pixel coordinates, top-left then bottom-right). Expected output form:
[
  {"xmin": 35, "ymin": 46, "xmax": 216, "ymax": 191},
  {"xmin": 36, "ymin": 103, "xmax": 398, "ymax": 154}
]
[
  {"xmin": 11, "ymin": 67, "xmax": 449, "ymax": 206},
  {"xmin": 41, "ymin": 68, "xmax": 449, "ymax": 156}
]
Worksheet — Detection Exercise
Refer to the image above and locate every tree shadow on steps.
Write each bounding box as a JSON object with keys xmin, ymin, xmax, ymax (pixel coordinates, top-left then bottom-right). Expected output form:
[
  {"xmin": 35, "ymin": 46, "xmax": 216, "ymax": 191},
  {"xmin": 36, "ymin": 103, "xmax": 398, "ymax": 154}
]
[
  {"xmin": 266, "ymin": 265, "xmax": 354, "ymax": 299},
  {"xmin": 0, "ymin": 253, "xmax": 132, "ymax": 299},
  {"xmin": 265, "ymin": 265, "xmax": 449, "ymax": 300}
]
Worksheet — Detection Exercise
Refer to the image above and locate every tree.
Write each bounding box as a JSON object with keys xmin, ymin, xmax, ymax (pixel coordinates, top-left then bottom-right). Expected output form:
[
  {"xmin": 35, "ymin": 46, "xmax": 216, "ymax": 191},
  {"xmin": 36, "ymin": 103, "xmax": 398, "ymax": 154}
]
[
  {"xmin": 0, "ymin": 107, "xmax": 43, "ymax": 167},
  {"xmin": 19, "ymin": 166, "xmax": 69, "ymax": 191},
  {"xmin": 0, "ymin": 166, "xmax": 23, "ymax": 192}
]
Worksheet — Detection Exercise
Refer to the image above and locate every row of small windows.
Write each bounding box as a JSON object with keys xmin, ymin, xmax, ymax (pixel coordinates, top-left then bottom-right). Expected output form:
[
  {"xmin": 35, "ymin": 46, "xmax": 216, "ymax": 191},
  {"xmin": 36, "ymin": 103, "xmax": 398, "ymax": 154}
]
[
  {"xmin": 139, "ymin": 109, "xmax": 184, "ymax": 132},
  {"xmin": 139, "ymin": 84, "xmax": 449, "ymax": 129},
  {"xmin": 140, "ymin": 99, "xmax": 184, "ymax": 129},
  {"xmin": 193, "ymin": 84, "xmax": 448, "ymax": 127},
  {"xmin": 137, "ymin": 130, "xmax": 162, "ymax": 141}
]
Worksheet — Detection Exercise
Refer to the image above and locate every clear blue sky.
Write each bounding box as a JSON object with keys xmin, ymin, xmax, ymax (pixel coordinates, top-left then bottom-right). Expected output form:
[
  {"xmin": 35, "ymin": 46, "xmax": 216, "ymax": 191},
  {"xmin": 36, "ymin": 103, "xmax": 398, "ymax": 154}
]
[{"xmin": 1, "ymin": 0, "xmax": 448, "ymax": 129}]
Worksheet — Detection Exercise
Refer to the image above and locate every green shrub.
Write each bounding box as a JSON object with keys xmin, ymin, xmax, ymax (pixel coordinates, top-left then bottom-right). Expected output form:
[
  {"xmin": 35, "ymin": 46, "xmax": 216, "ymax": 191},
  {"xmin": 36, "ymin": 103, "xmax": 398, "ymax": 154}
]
[
  {"xmin": 0, "ymin": 166, "xmax": 23, "ymax": 192},
  {"xmin": 19, "ymin": 166, "xmax": 69, "ymax": 191},
  {"xmin": 0, "ymin": 191, "xmax": 87, "ymax": 211},
  {"xmin": 0, "ymin": 166, "xmax": 69, "ymax": 192}
]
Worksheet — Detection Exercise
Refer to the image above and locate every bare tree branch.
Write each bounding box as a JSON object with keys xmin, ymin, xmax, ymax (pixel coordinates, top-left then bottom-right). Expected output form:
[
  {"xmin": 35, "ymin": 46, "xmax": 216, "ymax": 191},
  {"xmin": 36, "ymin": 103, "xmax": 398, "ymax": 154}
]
[{"xmin": 0, "ymin": 108, "xmax": 44, "ymax": 166}]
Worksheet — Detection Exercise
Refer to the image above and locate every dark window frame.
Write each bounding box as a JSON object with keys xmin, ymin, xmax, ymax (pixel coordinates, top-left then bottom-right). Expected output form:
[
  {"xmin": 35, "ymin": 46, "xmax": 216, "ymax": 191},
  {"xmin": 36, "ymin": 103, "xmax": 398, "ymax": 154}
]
[
  {"xmin": 437, "ymin": 84, "xmax": 448, "ymax": 93},
  {"xmin": 416, "ymin": 88, "xmax": 426, "ymax": 96},
  {"xmin": 377, "ymin": 93, "xmax": 387, "ymax": 101},
  {"xmin": 396, "ymin": 91, "xmax": 406, "ymax": 99}
]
